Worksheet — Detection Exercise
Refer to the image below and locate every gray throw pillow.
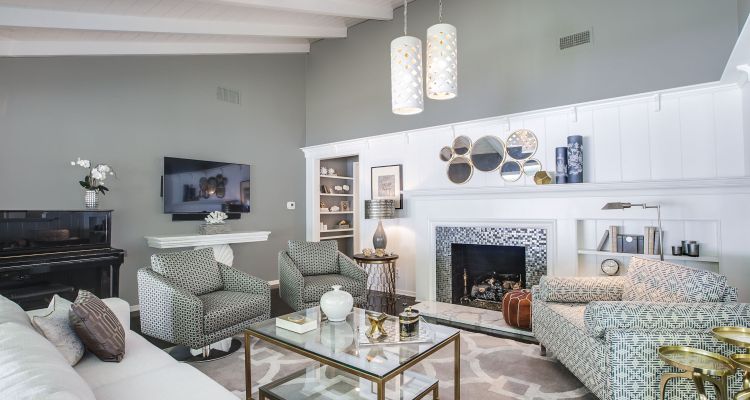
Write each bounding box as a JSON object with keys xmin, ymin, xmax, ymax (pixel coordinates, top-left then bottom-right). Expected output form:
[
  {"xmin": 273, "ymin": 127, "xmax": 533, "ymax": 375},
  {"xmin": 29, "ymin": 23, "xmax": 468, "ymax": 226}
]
[
  {"xmin": 31, "ymin": 295, "xmax": 85, "ymax": 366},
  {"xmin": 69, "ymin": 290, "xmax": 126, "ymax": 362}
]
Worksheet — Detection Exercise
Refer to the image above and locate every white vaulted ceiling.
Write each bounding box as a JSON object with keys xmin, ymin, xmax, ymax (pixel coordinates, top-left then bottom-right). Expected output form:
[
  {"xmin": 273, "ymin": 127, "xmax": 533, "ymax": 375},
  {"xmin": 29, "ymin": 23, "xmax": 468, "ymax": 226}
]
[{"xmin": 0, "ymin": 0, "xmax": 402, "ymax": 56}]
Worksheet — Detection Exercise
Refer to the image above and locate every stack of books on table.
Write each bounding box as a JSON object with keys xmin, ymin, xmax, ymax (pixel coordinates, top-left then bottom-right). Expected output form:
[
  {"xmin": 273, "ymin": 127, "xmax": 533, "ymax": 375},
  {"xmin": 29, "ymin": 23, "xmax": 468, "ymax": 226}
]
[{"xmin": 275, "ymin": 313, "xmax": 317, "ymax": 334}]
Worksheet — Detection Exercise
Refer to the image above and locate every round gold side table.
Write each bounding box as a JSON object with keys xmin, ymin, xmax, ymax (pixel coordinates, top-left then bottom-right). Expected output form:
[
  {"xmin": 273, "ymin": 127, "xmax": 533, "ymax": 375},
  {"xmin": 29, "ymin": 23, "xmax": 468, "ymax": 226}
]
[
  {"xmin": 712, "ymin": 327, "xmax": 750, "ymax": 400},
  {"xmin": 658, "ymin": 345, "xmax": 735, "ymax": 400},
  {"xmin": 352, "ymin": 253, "xmax": 398, "ymax": 314}
]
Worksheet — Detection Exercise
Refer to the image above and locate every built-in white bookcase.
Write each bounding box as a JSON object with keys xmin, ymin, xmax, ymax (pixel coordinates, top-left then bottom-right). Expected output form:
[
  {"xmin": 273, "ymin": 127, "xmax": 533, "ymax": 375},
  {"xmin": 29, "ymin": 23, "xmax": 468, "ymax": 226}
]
[
  {"xmin": 576, "ymin": 218, "xmax": 720, "ymax": 276},
  {"xmin": 316, "ymin": 155, "xmax": 360, "ymax": 256}
]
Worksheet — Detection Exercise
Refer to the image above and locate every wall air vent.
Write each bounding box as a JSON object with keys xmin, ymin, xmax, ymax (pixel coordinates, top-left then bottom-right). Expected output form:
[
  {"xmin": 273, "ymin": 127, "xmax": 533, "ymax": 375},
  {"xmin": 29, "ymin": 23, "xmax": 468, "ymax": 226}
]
[
  {"xmin": 217, "ymin": 86, "xmax": 240, "ymax": 105},
  {"xmin": 559, "ymin": 30, "xmax": 591, "ymax": 50}
]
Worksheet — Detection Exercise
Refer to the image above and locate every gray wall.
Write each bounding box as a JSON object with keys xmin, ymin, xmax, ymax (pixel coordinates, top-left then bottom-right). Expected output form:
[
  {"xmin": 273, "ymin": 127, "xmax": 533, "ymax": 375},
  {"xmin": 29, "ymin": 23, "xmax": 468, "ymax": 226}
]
[
  {"xmin": 0, "ymin": 55, "xmax": 307, "ymax": 304},
  {"xmin": 741, "ymin": 0, "xmax": 750, "ymax": 32},
  {"xmin": 305, "ymin": 0, "xmax": 741, "ymax": 146}
]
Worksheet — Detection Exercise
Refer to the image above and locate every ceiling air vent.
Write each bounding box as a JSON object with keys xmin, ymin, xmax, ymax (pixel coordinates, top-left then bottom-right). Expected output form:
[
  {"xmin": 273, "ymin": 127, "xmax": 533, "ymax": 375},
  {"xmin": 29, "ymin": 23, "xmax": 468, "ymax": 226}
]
[
  {"xmin": 559, "ymin": 30, "xmax": 591, "ymax": 50},
  {"xmin": 217, "ymin": 86, "xmax": 240, "ymax": 105}
]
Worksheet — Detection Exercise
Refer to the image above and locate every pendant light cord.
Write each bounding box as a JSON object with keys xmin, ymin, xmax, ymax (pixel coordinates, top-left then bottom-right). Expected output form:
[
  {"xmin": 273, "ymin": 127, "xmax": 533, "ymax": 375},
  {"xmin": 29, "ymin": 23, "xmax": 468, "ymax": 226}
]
[
  {"xmin": 403, "ymin": 0, "xmax": 408, "ymax": 35},
  {"xmin": 439, "ymin": 0, "xmax": 443, "ymax": 23}
]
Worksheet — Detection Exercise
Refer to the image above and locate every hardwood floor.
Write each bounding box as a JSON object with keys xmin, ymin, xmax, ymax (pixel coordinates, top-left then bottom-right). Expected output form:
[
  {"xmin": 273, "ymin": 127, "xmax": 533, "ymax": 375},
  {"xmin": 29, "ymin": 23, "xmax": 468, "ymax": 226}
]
[{"xmin": 131, "ymin": 288, "xmax": 417, "ymax": 349}]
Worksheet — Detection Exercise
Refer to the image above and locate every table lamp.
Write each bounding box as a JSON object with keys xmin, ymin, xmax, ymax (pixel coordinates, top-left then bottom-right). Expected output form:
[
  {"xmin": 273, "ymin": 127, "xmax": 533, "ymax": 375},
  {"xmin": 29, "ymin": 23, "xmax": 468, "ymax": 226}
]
[
  {"xmin": 602, "ymin": 202, "xmax": 663, "ymax": 261},
  {"xmin": 365, "ymin": 199, "xmax": 395, "ymax": 250}
]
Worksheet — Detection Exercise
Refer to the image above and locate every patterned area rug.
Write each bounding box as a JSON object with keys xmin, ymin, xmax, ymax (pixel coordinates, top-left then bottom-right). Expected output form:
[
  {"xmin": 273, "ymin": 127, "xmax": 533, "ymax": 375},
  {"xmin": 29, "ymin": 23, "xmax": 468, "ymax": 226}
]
[{"xmin": 192, "ymin": 330, "xmax": 596, "ymax": 400}]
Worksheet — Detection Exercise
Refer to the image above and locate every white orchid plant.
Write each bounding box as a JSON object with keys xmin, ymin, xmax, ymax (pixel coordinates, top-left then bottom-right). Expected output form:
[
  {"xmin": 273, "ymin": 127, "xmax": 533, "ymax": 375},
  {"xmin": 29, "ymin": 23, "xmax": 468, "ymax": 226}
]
[{"xmin": 70, "ymin": 158, "xmax": 115, "ymax": 195}]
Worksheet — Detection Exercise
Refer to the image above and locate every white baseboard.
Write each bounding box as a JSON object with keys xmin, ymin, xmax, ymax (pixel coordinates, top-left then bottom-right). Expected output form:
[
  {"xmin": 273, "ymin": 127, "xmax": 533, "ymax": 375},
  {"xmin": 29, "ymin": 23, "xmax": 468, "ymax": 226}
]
[
  {"xmin": 396, "ymin": 289, "xmax": 416, "ymax": 298},
  {"xmin": 268, "ymin": 279, "xmax": 280, "ymax": 287}
]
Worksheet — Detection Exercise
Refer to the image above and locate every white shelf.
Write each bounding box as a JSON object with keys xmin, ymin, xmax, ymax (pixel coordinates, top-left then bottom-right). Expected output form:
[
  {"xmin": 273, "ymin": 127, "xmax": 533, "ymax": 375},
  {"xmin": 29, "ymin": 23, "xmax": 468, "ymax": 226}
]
[
  {"xmin": 320, "ymin": 193, "xmax": 354, "ymax": 197},
  {"xmin": 320, "ymin": 175, "xmax": 354, "ymax": 180},
  {"xmin": 321, "ymin": 211, "xmax": 354, "ymax": 214},
  {"xmin": 145, "ymin": 231, "xmax": 271, "ymax": 249},
  {"xmin": 577, "ymin": 249, "xmax": 719, "ymax": 263},
  {"xmin": 322, "ymin": 228, "xmax": 354, "ymax": 232},
  {"xmin": 320, "ymin": 234, "xmax": 354, "ymax": 240}
]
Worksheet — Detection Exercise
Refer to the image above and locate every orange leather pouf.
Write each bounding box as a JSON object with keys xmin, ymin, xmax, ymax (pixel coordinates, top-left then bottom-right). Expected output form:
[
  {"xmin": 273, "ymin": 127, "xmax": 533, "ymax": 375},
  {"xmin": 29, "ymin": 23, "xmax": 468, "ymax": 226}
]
[{"xmin": 502, "ymin": 289, "xmax": 532, "ymax": 330}]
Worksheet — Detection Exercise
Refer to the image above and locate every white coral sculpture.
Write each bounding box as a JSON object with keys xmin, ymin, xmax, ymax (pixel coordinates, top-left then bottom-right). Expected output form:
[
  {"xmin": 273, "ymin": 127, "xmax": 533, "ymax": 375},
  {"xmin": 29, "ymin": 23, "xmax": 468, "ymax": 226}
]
[{"xmin": 205, "ymin": 211, "xmax": 228, "ymax": 224}]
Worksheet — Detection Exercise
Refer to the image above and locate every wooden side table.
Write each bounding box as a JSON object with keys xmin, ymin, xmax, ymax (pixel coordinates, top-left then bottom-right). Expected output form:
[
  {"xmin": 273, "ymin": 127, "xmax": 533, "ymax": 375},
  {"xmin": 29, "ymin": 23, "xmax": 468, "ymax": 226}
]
[
  {"xmin": 658, "ymin": 345, "xmax": 735, "ymax": 400},
  {"xmin": 352, "ymin": 253, "xmax": 398, "ymax": 313}
]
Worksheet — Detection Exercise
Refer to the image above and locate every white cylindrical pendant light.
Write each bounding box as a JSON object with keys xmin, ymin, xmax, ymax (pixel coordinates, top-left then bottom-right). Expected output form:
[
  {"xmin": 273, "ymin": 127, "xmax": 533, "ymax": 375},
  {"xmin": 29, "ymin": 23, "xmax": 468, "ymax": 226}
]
[
  {"xmin": 426, "ymin": 0, "xmax": 457, "ymax": 100},
  {"xmin": 391, "ymin": 0, "xmax": 423, "ymax": 115},
  {"xmin": 426, "ymin": 23, "xmax": 457, "ymax": 100},
  {"xmin": 391, "ymin": 35, "xmax": 424, "ymax": 115}
]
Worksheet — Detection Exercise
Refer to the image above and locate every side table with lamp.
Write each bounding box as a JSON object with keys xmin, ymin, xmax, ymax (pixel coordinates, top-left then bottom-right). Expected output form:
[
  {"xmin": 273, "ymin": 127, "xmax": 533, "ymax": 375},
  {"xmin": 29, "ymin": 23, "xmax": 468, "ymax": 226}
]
[{"xmin": 359, "ymin": 199, "xmax": 399, "ymax": 313}]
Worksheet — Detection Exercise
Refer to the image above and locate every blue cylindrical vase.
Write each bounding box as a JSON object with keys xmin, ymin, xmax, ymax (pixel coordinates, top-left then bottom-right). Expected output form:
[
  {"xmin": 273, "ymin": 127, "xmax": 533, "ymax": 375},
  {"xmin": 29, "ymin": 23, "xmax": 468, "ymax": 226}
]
[
  {"xmin": 566, "ymin": 135, "xmax": 583, "ymax": 183},
  {"xmin": 555, "ymin": 147, "xmax": 568, "ymax": 184}
]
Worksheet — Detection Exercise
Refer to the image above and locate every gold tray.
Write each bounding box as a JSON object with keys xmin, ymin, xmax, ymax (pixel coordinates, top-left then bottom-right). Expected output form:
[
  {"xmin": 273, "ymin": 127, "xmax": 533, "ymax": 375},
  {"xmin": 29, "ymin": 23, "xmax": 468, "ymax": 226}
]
[
  {"xmin": 731, "ymin": 353, "xmax": 750, "ymax": 373},
  {"xmin": 658, "ymin": 346, "xmax": 735, "ymax": 376},
  {"xmin": 712, "ymin": 327, "xmax": 750, "ymax": 348}
]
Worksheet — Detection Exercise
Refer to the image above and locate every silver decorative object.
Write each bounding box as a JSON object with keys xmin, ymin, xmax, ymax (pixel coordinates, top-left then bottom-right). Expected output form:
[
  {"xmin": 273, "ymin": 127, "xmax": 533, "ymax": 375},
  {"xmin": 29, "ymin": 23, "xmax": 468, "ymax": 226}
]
[{"xmin": 84, "ymin": 190, "xmax": 99, "ymax": 209}]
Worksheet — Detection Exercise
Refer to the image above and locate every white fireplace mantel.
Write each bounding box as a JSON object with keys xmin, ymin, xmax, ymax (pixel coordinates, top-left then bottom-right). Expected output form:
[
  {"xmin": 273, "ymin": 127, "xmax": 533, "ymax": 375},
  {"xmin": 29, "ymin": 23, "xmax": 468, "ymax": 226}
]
[{"xmin": 144, "ymin": 231, "xmax": 271, "ymax": 266}]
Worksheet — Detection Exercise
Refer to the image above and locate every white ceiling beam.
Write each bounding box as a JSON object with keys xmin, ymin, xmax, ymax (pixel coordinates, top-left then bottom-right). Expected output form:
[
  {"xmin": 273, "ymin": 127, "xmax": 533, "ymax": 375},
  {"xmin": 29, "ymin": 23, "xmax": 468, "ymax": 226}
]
[
  {"xmin": 0, "ymin": 40, "xmax": 310, "ymax": 56},
  {"xmin": 199, "ymin": 0, "xmax": 393, "ymax": 20},
  {"xmin": 0, "ymin": 6, "xmax": 347, "ymax": 39}
]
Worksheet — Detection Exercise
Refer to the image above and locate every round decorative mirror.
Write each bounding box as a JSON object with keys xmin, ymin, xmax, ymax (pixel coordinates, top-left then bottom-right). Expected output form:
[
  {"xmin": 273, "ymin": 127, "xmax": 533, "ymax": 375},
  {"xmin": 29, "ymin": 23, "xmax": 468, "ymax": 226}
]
[
  {"xmin": 452, "ymin": 135, "xmax": 472, "ymax": 156},
  {"xmin": 500, "ymin": 160, "xmax": 523, "ymax": 182},
  {"xmin": 439, "ymin": 146, "xmax": 454, "ymax": 162},
  {"xmin": 447, "ymin": 156, "xmax": 473, "ymax": 184},
  {"xmin": 470, "ymin": 136, "xmax": 505, "ymax": 172},
  {"xmin": 506, "ymin": 129, "xmax": 538, "ymax": 160},
  {"xmin": 522, "ymin": 158, "xmax": 542, "ymax": 176}
]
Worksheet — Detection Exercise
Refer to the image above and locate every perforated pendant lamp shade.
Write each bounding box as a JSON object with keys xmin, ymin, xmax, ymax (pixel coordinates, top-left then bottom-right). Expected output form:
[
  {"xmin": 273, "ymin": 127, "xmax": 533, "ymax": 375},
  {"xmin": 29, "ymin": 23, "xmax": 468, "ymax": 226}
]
[
  {"xmin": 426, "ymin": 23, "xmax": 457, "ymax": 100},
  {"xmin": 391, "ymin": 36, "xmax": 424, "ymax": 115},
  {"xmin": 391, "ymin": 0, "xmax": 423, "ymax": 115}
]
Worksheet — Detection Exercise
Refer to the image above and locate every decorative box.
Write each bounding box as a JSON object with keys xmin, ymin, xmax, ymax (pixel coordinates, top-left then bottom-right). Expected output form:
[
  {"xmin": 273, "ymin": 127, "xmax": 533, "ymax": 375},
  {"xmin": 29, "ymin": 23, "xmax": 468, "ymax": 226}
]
[{"xmin": 199, "ymin": 223, "xmax": 231, "ymax": 235}]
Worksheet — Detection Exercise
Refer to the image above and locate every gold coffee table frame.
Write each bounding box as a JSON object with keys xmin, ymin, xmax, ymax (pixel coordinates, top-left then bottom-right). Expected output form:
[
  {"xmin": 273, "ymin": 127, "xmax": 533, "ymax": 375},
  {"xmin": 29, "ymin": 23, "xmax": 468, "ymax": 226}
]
[
  {"xmin": 658, "ymin": 345, "xmax": 735, "ymax": 400},
  {"xmin": 244, "ymin": 315, "xmax": 460, "ymax": 400},
  {"xmin": 712, "ymin": 327, "xmax": 750, "ymax": 400}
]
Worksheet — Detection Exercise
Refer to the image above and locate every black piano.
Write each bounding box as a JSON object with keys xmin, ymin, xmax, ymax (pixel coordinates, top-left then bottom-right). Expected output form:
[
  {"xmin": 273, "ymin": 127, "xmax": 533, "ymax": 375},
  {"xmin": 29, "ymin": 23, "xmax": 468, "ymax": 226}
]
[{"xmin": 0, "ymin": 210, "xmax": 125, "ymax": 310}]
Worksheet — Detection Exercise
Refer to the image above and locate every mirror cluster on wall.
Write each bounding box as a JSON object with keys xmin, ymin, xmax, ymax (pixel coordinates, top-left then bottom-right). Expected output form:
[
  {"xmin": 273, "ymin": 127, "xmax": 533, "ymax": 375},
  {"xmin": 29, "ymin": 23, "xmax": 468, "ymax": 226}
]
[{"xmin": 440, "ymin": 129, "xmax": 543, "ymax": 184}]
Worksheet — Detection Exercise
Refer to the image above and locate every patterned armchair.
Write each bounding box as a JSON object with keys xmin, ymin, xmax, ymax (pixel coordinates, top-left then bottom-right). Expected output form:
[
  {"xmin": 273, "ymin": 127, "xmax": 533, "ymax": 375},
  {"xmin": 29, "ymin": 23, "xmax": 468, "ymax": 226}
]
[
  {"xmin": 533, "ymin": 256, "xmax": 750, "ymax": 400},
  {"xmin": 278, "ymin": 240, "xmax": 367, "ymax": 311},
  {"xmin": 137, "ymin": 248, "xmax": 270, "ymax": 352}
]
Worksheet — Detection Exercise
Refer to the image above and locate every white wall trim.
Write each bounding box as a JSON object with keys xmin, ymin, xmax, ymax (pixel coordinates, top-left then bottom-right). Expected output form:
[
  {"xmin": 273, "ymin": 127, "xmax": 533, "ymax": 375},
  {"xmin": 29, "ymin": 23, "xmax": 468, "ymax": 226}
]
[{"xmin": 302, "ymin": 81, "xmax": 737, "ymax": 152}]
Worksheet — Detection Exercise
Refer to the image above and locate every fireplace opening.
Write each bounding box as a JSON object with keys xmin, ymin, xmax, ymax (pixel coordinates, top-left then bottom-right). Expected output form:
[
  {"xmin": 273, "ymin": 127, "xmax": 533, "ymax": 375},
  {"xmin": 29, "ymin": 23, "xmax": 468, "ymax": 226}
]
[{"xmin": 450, "ymin": 243, "xmax": 526, "ymax": 311}]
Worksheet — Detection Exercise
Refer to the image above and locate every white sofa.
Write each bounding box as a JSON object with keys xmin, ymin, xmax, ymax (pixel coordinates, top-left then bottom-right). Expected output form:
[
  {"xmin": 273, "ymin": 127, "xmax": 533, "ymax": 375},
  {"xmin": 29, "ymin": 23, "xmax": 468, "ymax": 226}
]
[{"xmin": 0, "ymin": 294, "xmax": 238, "ymax": 400}]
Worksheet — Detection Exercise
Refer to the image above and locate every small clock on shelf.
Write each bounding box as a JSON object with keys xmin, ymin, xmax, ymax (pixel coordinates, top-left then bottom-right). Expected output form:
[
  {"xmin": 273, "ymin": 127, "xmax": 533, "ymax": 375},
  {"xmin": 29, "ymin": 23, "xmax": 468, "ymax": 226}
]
[{"xmin": 600, "ymin": 258, "xmax": 620, "ymax": 276}]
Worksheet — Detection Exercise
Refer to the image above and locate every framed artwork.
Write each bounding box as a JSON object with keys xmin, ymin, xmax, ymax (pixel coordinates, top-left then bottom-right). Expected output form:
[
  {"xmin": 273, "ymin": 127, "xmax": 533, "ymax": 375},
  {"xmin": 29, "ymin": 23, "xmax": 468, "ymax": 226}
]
[
  {"xmin": 321, "ymin": 185, "xmax": 332, "ymax": 194},
  {"xmin": 371, "ymin": 164, "xmax": 403, "ymax": 209},
  {"xmin": 340, "ymin": 200, "xmax": 350, "ymax": 211}
]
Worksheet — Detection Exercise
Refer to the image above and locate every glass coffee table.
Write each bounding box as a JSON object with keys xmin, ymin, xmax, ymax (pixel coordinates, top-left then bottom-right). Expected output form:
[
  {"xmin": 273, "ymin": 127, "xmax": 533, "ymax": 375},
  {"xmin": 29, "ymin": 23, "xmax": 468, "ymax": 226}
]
[{"xmin": 244, "ymin": 307, "xmax": 460, "ymax": 400}]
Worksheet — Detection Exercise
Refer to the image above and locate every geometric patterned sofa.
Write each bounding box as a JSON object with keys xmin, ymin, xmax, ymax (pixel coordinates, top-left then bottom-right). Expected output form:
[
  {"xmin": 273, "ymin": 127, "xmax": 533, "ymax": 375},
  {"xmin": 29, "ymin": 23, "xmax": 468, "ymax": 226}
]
[
  {"xmin": 533, "ymin": 256, "xmax": 750, "ymax": 400},
  {"xmin": 278, "ymin": 240, "xmax": 368, "ymax": 311},
  {"xmin": 137, "ymin": 248, "xmax": 271, "ymax": 353}
]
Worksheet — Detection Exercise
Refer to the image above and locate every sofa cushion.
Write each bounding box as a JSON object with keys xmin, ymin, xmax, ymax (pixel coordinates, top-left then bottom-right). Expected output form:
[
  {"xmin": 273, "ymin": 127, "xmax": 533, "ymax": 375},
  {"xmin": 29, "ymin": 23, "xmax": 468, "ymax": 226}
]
[
  {"xmin": 0, "ymin": 321, "xmax": 96, "ymax": 400},
  {"xmin": 0, "ymin": 294, "xmax": 32, "ymax": 328},
  {"xmin": 92, "ymin": 364, "xmax": 237, "ymax": 400},
  {"xmin": 151, "ymin": 247, "xmax": 224, "ymax": 296},
  {"xmin": 199, "ymin": 291, "xmax": 269, "ymax": 333},
  {"xmin": 288, "ymin": 240, "xmax": 339, "ymax": 276},
  {"xmin": 69, "ymin": 290, "xmax": 126, "ymax": 363},
  {"xmin": 302, "ymin": 274, "xmax": 365, "ymax": 303},
  {"xmin": 622, "ymin": 257, "xmax": 727, "ymax": 302},
  {"xmin": 31, "ymin": 295, "xmax": 85, "ymax": 366},
  {"xmin": 75, "ymin": 332, "xmax": 175, "ymax": 390}
]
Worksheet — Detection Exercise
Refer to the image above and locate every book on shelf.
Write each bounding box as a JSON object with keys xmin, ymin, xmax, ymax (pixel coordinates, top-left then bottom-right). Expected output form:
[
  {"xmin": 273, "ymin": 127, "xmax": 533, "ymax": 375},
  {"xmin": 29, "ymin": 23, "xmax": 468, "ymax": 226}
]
[
  {"xmin": 643, "ymin": 226, "xmax": 661, "ymax": 255},
  {"xmin": 275, "ymin": 313, "xmax": 317, "ymax": 334},
  {"xmin": 609, "ymin": 226, "xmax": 619, "ymax": 253},
  {"xmin": 596, "ymin": 230, "xmax": 610, "ymax": 251}
]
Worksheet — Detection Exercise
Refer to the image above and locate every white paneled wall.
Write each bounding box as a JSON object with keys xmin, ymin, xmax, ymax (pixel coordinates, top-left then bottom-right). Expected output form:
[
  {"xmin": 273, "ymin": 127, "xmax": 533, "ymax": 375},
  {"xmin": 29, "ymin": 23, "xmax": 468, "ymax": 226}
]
[{"xmin": 303, "ymin": 81, "xmax": 749, "ymax": 300}]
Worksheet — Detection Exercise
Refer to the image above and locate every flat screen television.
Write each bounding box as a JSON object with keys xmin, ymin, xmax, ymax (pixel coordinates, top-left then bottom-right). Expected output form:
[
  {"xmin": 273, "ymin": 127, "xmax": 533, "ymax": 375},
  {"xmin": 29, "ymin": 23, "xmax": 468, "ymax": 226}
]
[{"xmin": 163, "ymin": 157, "xmax": 250, "ymax": 214}]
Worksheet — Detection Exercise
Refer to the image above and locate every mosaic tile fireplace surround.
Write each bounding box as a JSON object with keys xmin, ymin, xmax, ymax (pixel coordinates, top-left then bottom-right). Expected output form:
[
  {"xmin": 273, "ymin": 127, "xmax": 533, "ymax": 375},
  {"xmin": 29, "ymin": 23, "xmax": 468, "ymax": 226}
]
[{"xmin": 435, "ymin": 226, "xmax": 548, "ymax": 304}]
